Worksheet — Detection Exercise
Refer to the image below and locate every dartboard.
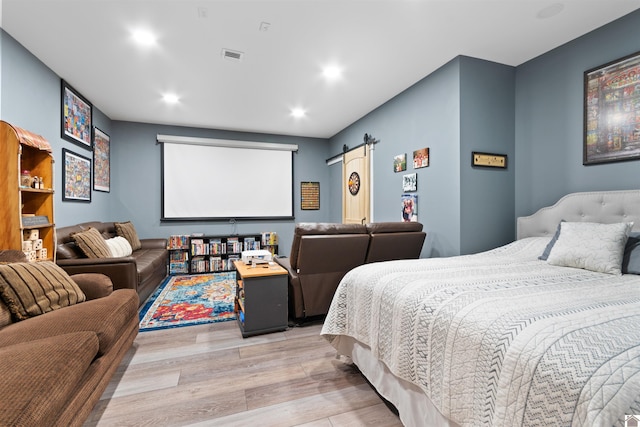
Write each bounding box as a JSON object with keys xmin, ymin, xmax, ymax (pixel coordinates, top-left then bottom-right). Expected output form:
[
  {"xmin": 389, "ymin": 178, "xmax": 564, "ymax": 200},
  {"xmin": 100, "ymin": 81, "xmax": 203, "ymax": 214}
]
[{"xmin": 348, "ymin": 172, "xmax": 360, "ymax": 195}]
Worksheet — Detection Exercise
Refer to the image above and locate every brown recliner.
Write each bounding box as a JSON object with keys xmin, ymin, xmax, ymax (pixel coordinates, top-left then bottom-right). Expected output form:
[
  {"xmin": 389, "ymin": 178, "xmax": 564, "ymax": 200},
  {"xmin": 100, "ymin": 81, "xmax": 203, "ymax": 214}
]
[
  {"xmin": 364, "ymin": 222, "xmax": 426, "ymax": 263},
  {"xmin": 275, "ymin": 223, "xmax": 370, "ymax": 320}
]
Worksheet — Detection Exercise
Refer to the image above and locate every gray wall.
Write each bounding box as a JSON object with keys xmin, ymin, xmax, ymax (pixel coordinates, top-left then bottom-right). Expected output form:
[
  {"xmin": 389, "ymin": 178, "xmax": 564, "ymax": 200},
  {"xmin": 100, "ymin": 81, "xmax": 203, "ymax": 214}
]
[
  {"xmin": 329, "ymin": 58, "xmax": 461, "ymax": 257},
  {"xmin": 329, "ymin": 57, "xmax": 515, "ymax": 257},
  {"xmin": 109, "ymin": 121, "xmax": 330, "ymax": 254},
  {"xmin": 1, "ymin": 30, "xmax": 115, "ymax": 225},
  {"xmin": 460, "ymin": 57, "xmax": 515, "ymax": 254},
  {"xmin": 3, "ymin": 8, "xmax": 640, "ymax": 259},
  {"xmin": 0, "ymin": 29, "xmax": 331, "ymax": 255},
  {"xmin": 515, "ymin": 10, "xmax": 640, "ymax": 218}
]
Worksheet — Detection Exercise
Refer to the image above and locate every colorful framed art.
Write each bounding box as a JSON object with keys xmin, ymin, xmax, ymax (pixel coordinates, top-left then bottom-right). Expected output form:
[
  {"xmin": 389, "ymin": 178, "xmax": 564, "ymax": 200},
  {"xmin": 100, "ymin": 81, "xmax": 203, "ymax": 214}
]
[
  {"xmin": 61, "ymin": 80, "xmax": 93, "ymax": 149},
  {"xmin": 62, "ymin": 148, "xmax": 91, "ymax": 202},
  {"xmin": 584, "ymin": 50, "xmax": 640, "ymax": 165},
  {"xmin": 93, "ymin": 127, "xmax": 110, "ymax": 192},
  {"xmin": 413, "ymin": 147, "xmax": 429, "ymax": 169},
  {"xmin": 393, "ymin": 153, "xmax": 407, "ymax": 172}
]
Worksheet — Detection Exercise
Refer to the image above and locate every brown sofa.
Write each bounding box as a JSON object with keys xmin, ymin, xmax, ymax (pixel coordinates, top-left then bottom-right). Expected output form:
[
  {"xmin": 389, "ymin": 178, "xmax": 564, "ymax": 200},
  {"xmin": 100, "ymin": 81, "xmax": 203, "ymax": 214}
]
[
  {"xmin": 276, "ymin": 222, "xmax": 426, "ymax": 320},
  {"xmin": 56, "ymin": 221, "xmax": 168, "ymax": 305},
  {"xmin": 0, "ymin": 250, "xmax": 139, "ymax": 427}
]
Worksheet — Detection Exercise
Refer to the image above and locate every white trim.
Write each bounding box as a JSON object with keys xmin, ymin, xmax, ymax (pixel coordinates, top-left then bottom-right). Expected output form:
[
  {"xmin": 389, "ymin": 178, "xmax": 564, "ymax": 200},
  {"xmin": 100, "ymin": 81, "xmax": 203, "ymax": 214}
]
[
  {"xmin": 326, "ymin": 154, "xmax": 343, "ymax": 166},
  {"xmin": 157, "ymin": 134, "xmax": 298, "ymax": 152},
  {"xmin": 369, "ymin": 143, "xmax": 375, "ymax": 222}
]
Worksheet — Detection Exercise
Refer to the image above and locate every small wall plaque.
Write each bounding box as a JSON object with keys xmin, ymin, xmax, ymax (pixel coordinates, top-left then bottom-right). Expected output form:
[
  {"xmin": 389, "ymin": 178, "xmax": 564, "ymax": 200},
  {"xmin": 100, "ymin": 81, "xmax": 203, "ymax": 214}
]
[{"xmin": 472, "ymin": 152, "xmax": 507, "ymax": 168}]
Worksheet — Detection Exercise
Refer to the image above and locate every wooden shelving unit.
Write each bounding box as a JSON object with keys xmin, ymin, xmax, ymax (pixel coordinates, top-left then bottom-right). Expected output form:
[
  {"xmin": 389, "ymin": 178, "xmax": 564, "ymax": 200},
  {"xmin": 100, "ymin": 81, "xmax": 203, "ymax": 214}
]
[{"xmin": 0, "ymin": 121, "xmax": 55, "ymax": 261}]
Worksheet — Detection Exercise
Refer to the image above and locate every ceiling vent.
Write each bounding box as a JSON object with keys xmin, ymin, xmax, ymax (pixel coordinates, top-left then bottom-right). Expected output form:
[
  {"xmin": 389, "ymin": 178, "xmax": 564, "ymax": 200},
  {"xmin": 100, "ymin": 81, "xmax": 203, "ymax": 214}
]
[{"xmin": 222, "ymin": 48, "xmax": 243, "ymax": 62}]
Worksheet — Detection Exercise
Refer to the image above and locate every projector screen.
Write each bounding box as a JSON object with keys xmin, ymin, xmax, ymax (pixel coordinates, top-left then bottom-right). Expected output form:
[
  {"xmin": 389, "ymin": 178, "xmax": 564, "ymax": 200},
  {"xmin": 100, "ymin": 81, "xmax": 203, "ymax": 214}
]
[{"xmin": 161, "ymin": 137, "xmax": 295, "ymax": 220}]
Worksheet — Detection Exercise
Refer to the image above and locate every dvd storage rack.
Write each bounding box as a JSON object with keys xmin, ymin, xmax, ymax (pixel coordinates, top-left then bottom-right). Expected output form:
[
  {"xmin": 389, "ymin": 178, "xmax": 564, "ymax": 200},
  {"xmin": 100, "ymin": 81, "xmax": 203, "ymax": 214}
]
[{"xmin": 167, "ymin": 234, "xmax": 278, "ymax": 275}]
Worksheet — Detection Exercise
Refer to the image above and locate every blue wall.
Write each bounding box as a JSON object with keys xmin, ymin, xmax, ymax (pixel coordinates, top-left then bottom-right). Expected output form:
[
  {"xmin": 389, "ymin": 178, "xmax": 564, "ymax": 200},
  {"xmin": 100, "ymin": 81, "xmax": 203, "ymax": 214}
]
[
  {"xmin": 460, "ymin": 57, "xmax": 515, "ymax": 254},
  {"xmin": 3, "ymin": 8, "xmax": 640, "ymax": 258},
  {"xmin": 1, "ymin": 30, "xmax": 116, "ymax": 226},
  {"xmin": 329, "ymin": 59, "xmax": 461, "ymax": 257},
  {"xmin": 0, "ymin": 29, "xmax": 331, "ymax": 255},
  {"xmin": 109, "ymin": 121, "xmax": 330, "ymax": 253},
  {"xmin": 515, "ymin": 10, "xmax": 640, "ymax": 217},
  {"xmin": 329, "ymin": 56, "xmax": 515, "ymax": 257}
]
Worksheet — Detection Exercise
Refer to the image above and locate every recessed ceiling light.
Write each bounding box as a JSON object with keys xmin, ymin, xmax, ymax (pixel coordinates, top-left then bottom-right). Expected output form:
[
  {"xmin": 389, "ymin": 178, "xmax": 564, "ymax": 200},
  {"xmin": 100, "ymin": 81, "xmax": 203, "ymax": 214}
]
[
  {"xmin": 536, "ymin": 3, "xmax": 564, "ymax": 19},
  {"xmin": 291, "ymin": 108, "xmax": 306, "ymax": 118},
  {"xmin": 322, "ymin": 65, "xmax": 342, "ymax": 80},
  {"xmin": 162, "ymin": 93, "xmax": 179, "ymax": 104},
  {"xmin": 132, "ymin": 29, "xmax": 157, "ymax": 46}
]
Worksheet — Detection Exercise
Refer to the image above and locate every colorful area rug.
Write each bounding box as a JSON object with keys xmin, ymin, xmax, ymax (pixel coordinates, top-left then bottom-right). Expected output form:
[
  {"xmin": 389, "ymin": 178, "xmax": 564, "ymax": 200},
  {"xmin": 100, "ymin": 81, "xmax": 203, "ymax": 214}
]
[{"xmin": 139, "ymin": 273, "xmax": 236, "ymax": 331}]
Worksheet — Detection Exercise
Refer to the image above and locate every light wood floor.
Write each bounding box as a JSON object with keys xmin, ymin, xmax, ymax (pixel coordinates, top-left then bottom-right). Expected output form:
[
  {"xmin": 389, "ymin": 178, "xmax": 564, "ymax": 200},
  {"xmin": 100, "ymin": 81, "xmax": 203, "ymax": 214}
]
[{"xmin": 84, "ymin": 320, "xmax": 402, "ymax": 427}]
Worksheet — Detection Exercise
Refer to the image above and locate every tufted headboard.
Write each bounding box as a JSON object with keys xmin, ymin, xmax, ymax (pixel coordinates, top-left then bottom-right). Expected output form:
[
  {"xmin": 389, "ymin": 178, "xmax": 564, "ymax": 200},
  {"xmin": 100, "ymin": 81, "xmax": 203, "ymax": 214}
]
[{"xmin": 517, "ymin": 189, "xmax": 640, "ymax": 239}]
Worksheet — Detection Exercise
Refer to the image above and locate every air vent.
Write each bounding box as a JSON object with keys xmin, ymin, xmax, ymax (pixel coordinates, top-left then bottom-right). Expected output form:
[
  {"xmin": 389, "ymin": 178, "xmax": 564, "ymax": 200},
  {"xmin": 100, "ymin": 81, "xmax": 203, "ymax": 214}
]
[{"xmin": 222, "ymin": 48, "xmax": 244, "ymax": 62}]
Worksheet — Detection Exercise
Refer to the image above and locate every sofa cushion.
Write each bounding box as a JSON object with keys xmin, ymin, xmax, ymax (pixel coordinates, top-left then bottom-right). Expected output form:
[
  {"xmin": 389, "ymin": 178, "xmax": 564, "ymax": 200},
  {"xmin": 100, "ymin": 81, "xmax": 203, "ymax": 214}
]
[
  {"xmin": 0, "ymin": 262, "xmax": 86, "ymax": 321},
  {"xmin": 72, "ymin": 227, "xmax": 112, "ymax": 258},
  {"xmin": 115, "ymin": 221, "xmax": 142, "ymax": 251},
  {"xmin": 0, "ymin": 332, "xmax": 99, "ymax": 427},
  {"xmin": 0, "ymin": 288, "xmax": 137, "ymax": 356}
]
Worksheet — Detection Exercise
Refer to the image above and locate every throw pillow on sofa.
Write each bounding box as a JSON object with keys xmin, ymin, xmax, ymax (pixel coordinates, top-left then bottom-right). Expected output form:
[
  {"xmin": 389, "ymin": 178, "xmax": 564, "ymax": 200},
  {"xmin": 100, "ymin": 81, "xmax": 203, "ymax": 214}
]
[
  {"xmin": 0, "ymin": 261, "xmax": 86, "ymax": 321},
  {"xmin": 71, "ymin": 227, "xmax": 112, "ymax": 258},
  {"xmin": 115, "ymin": 221, "xmax": 142, "ymax": 251},
  {"xmin": 105, "ymin": 236, "xmax": 133, "ymax": 257}
]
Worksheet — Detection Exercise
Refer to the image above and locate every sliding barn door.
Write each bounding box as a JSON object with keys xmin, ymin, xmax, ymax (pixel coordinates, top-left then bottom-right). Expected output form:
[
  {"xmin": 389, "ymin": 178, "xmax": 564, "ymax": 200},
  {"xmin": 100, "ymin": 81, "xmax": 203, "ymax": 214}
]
[{"xmin": 342, "ymin": 145, "xmax": 370, "ymax": 224}]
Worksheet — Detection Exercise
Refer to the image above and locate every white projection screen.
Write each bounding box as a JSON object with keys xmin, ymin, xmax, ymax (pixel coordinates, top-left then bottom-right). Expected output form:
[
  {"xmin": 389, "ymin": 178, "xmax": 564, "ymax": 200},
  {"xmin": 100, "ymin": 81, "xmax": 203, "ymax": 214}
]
[{"xmin": 160, "ymin": 136, "xmax": 296, "ymax": 220}]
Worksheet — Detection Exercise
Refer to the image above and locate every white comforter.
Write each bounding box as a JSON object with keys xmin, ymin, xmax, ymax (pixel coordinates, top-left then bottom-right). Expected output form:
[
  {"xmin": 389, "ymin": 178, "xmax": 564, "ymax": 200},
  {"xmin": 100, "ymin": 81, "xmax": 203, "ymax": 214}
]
[{"xmin": 321, "ymin": 237, "xmax": 640, "ymax": 427}]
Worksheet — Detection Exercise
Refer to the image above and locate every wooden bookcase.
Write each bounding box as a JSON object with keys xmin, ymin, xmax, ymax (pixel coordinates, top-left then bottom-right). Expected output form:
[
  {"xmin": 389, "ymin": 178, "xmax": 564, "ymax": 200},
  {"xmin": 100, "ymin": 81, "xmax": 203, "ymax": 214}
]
[
  {"xmin": 0, "ymin": 121, "xmax": 55, "ymax": 261},
  {"xmin": 167, "ymin": 233, "xmax": 278, "ymax": 275}
]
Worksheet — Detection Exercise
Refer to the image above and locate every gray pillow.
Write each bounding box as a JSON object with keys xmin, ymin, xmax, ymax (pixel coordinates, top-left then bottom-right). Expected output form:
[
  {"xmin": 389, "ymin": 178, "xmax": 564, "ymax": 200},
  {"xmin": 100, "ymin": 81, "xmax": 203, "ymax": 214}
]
[
  {"xmin": 539, "ymin": 220, "xmax": 564, "ymax": 261},
  {"xmin": 622, "ymin": 232, "xmax": 640, "ymax": 274}
]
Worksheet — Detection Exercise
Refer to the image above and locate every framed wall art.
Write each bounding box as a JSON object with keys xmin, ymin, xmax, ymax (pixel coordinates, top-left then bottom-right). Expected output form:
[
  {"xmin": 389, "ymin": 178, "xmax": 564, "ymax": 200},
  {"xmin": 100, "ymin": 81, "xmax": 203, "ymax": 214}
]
[
  {"xmin": 61, "ymin": 80, "xmax": 93, "ymax": 149},
  {"xmin": 402, "ymin": 173, "xmax": 417, "ymax": 192},
  {"xmin": 413, "ymin": 147, "xmax": 429, "ymax": 169},
  {"xmin": 93, "ymin": 127, "xmax": 110, "ymax": 192},
  {"xmin": 401, "ymin": 193, "xmax": 418, "ymax": 222},
  {"xmin": 62, "ymin": 148, "xmax": 92, "ymax": 202},
  {"xmin": 472, "ymin": 151, "xmax": 507, "ymax": 168},
  {"xmin": 393, "ymin": 153, "xmax": 407, "ymax": 172},
  {"xmin": 300, "ymin": 181, "xmax": 320, "ymax": 210},
  {"xmin": 584, "ymin": 50, "xmax": 640, "ymax": 165}
]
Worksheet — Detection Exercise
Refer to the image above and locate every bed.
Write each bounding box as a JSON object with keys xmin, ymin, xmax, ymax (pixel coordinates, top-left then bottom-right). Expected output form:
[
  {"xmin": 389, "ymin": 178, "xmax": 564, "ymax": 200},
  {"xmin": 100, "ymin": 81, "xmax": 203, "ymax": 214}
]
[{"xmin": 321, "ymin": 189, "xmax": 640, "ymax": 427}]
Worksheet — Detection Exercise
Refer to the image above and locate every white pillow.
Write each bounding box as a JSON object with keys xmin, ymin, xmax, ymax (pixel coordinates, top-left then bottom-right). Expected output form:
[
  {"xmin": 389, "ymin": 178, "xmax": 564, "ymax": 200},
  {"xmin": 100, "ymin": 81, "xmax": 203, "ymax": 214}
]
[
  {"xmin": 105, "ymin": 236, "xmax": 133, "ymax": 258},
  {"xmin": 546, "ymin": 221, "xmax": 633, "ymax": 275}
]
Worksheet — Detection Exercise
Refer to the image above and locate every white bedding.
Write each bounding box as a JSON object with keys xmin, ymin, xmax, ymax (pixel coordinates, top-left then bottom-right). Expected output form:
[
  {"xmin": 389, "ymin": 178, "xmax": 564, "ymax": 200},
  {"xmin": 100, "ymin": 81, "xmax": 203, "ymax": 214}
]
[{"xmin": 321, "ymin": 237, "xmax": 640, "ymax": 427}]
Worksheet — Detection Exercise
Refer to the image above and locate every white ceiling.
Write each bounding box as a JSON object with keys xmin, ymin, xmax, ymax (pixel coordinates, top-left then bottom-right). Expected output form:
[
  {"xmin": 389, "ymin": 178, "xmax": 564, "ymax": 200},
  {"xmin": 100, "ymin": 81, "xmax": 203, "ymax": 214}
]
[{"xmin": 2, "ymin": 0, "xmax": 640, "ymax": 139}]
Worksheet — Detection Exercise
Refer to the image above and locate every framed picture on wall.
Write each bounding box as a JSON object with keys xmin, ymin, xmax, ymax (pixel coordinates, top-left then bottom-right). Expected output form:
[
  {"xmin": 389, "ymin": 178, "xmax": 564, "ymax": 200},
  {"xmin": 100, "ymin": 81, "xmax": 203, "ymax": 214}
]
[
  {"xmin": 413, "ymin": 147, "xmax": 429, "ymax": 168},
  {"xmin": 401, "ymin": 193, "xmax": 418, "ymax": 222},
  {"xmin": 393, "ymin": 153, "xmax": 407, "ymax": 172},
  {"xmin": 61, "ymin": 80, "xmax": 93, "ymax": 149},
  {"xmin": 300, "ymin": 181, "xmax": 320, "ymax": 210},
  {"xmin": 584, "ymin": 50, "xmax": 640, "ymax": 165},
  {"xmin": 402, "ymin": 173, "xmax": 417, "ymax": 192},
  {"xmin": 93, "ymin": 127, "xmax": 110, "ymax": 192},
  {"xmin": 62, "ymin": 148, "xmax": 92, "ymax": 202}
]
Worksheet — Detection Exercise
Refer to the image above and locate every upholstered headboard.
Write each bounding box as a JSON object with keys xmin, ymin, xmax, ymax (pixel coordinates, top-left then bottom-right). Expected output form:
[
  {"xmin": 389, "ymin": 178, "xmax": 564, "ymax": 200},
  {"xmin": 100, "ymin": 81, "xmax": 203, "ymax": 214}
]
[{"xmin": 517, "ymin": 189, "xmax": 640, "ymax": 239}]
